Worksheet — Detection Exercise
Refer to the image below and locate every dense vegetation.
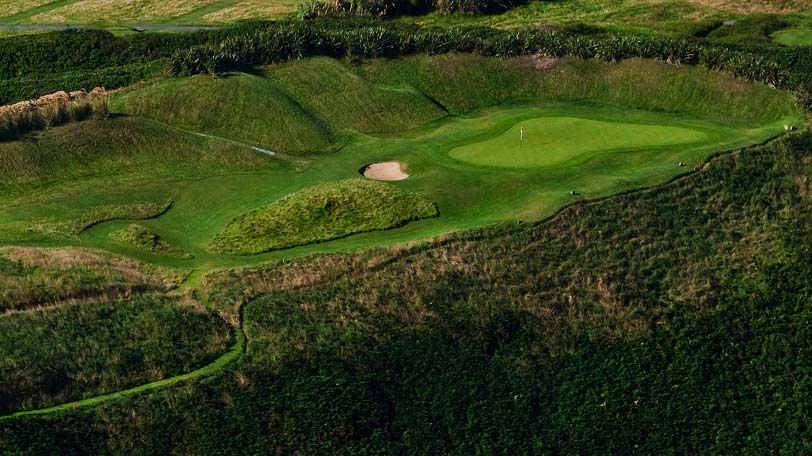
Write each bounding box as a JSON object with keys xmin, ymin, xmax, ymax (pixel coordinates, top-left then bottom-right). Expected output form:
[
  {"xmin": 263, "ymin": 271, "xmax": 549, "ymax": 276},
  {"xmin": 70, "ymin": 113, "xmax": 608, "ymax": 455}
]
[
  {"xmin": 2, "ymin": 131, "xmax": 809, "ymax": 453},
  {"xmin": 211, "ymin": 179, "xmax": 438, "ymax": 254},
  {"xmin": 298, "ymin": 0, "xmax": 525, "ymax": 18},
  {"xmin": 0, "ymin": 297, "xmax": 231, "ymax": 415},
  {"xmin": 168, "ymin": 20, "xmax": 812, "ymax": 101}
]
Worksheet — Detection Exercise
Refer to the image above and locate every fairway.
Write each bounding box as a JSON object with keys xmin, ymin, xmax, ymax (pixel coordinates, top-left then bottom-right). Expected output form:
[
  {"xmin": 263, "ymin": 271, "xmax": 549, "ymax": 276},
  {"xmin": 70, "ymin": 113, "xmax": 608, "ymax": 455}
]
[{"xmin": 448, "ymin": 117, "xmax": 708, "ymax": 168}]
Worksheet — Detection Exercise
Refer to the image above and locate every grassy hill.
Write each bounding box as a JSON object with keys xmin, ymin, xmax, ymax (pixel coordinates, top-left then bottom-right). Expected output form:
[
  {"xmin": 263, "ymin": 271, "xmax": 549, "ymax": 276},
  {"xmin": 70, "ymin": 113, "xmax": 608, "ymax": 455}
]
[{"xmin": 111, "ymin": 72, "xmax": 341, "ymax": 154}]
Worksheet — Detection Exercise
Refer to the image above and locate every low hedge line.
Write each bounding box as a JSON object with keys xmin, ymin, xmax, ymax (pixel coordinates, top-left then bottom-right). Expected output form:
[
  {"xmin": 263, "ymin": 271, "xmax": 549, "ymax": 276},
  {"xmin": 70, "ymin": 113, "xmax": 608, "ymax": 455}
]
[
  {"xmin": 0, "ymin": 29, "xmax": 214, "ymax": 80},
  {"xmin": 168, "ymin": 20, "xmax": 812, "ymax": 109},
  {"xmin": 0, "ymin": 61, "xmax": 163, "ymax": 105}
]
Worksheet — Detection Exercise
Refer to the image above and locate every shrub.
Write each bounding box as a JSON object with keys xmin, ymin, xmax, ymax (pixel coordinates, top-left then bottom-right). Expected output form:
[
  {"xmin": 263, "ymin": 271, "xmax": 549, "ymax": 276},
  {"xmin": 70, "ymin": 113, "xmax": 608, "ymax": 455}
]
[
  {"xmin": 0, "ymin": 88, "xmax": 108, "ymax": 141},
  {"xmin": 166, "ymin": 20, "xmax": 812, "ymax": 110}
]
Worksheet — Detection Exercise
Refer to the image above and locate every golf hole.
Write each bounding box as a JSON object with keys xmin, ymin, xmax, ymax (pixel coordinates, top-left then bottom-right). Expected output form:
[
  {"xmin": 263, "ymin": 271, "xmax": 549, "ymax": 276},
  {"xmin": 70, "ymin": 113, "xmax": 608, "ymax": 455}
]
[{"xmin": 360, "ymin": 161, "xmax": 409, "ymax": 181}]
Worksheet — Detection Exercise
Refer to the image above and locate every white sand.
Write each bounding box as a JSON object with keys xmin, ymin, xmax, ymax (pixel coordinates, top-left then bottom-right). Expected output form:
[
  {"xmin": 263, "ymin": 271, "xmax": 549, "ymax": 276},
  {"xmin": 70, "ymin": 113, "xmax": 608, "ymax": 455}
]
[{"xmin": 362, "ymin": 161, "xmax": 409, "ymax": 181}]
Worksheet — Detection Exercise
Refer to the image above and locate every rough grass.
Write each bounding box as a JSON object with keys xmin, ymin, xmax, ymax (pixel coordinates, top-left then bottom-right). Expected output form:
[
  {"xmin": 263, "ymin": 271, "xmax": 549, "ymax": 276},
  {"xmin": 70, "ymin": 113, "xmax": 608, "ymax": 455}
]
[
  {"xmin": 267, "ymin": 57, "xmax": 448, "ymax": 134},
  {"xmin": 359, "ymin": 55, "xmax": 797, "ymax": 126},
  {"xmin": 111, "ymin": 72, "xmax": 340, "ymax": 154},
  {"xmin": 0, "ymin": 116, "xmax": 280, "ymax": 192},
  {"xmin": 210, "ymin": 179, "xmax": 439, "ymax": 254},
  {"xmin": 0, "ymin": 88, "xmax": 107, "ymax": 141},
  {"xmin": 25, "ymin": 0, "xmax": 221, "ymax": 24},
  {"xmin": 109, "ymin": 224, "xmax": 190, "ymax": 258},
  {"xmin": 0, "ymin": 246, "xmax": 186, "ymax": 313},
  {"xmin": 0, "ymin": 296, "xmax": 231, "ymax": 415},
  {"xmin": 411, "ymin": 0, "xmax": 812, "ymax": 35}
]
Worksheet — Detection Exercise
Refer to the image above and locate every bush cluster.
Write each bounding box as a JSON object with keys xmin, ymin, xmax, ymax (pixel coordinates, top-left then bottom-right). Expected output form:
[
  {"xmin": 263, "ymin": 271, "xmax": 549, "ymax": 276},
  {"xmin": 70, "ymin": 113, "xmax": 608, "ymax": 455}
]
[
  {"xmin": 168, "ymin": 20, "xmax": 812, "ymax": 108},
  {"xmin": 297, "ymin": 0, "xmax": 524, "ymax": 18},
  {"xmin": 0, "ymin": 88, "xmax": 108, "ymax": 140}
]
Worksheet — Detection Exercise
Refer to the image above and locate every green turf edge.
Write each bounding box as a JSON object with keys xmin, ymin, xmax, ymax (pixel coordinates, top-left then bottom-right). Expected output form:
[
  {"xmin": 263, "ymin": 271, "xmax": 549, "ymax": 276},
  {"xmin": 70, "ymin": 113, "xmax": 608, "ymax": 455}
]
[{"xmin": 0, "ymin": 325, "xmax": 245, "ymax": 420}]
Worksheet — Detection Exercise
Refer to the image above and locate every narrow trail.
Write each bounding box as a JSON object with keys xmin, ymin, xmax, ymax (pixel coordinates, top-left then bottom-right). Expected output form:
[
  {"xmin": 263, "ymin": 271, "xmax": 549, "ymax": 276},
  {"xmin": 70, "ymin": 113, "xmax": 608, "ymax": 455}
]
[
  {"xmin": 139, "ymin": 117, "xmax": 304, "ymax": 164},
  {"xmin": 1, "ymin": 325, "xmax": 245, "ymax": 420}
]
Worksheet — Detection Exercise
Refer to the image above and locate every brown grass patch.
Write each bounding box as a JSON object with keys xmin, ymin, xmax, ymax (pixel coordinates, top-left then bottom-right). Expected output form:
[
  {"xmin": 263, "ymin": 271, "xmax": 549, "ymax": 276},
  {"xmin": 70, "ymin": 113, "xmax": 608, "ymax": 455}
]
[{"xmin": 0, "ymin": 88, "xmax": 107, "ymax": 141}]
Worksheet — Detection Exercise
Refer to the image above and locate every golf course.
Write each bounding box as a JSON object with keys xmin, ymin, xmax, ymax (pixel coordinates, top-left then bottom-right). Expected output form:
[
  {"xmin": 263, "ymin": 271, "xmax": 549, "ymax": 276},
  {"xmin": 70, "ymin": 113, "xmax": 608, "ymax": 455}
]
[
  {"xmin": 1, "ymin": 7, "xmax": 812, "ymax": 454},
  {"xmin": 0, "ymin": 56, "xmax": 800, "ymax": 270}
]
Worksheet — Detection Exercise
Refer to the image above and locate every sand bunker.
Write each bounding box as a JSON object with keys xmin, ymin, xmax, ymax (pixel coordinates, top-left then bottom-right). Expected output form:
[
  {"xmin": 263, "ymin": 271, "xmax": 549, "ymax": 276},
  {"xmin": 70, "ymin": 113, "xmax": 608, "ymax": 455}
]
[{"xmin": 360, "ymin": 161, "xmax": 409, "ymax": 181}]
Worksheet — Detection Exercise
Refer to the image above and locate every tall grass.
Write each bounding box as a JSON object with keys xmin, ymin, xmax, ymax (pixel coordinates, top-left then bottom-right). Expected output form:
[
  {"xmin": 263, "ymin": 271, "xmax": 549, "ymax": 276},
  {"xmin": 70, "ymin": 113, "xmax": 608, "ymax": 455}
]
[{"xmin": 0, "ymin": 88, "xmax": 108, "ymax": 141}]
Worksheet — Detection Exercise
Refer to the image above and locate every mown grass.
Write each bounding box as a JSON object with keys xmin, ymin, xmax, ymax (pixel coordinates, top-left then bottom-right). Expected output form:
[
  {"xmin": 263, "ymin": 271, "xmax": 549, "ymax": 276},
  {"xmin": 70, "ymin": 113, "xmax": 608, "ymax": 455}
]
[
  {"xmin": 449, "ymin": 116, "xmax": 708, "ymax": 168},
  {"xmin": 210, "ymin": 179, "xmax": 438, "ymax": 254},
  {"xmin": 0, "ymin": 246, "xmax": 186, "ymax": 313},
  {"xmin": 773, "ymin": 27, "xmax": 812, "ymax": 46},
  {"xmin": 109, "ymin": 224, "xmax": 191, "ymax": 258},
  {"xmin": 0, "ymin": 296, "xmax": 231, "ymax": 415}
]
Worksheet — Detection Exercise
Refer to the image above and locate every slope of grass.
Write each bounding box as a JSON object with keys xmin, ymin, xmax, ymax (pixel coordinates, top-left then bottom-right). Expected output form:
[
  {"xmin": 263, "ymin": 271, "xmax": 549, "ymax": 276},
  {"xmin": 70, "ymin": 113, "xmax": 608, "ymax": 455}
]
[
  {"xmin": 359, "ymin": 55, "xmax": 797, "ymax": 125},
  {"xmin": 449, "ymin": 116, "xmax": 708, "ymax": 168},
  {"xmin": 111, "ymin": 73, "xmax": 340, "ymax": 154},
  {"xmin": 267, "ymin": 57, "xmax": 448, "ymax": 134},
  {"xmin": 0, "ymin": 246, "xmax": 186, "ymax": 313},
  {"xmin": 0, "ymin": 296, "xmax": 231, "ymax": 415},
  {"xmin": 210, "ymin": 179, "xmax": 438, "ymax": 254},
  {"xmin": 0, "ymin": 115, "xmax": 281, "ymax": 192},
  {"xmin": 109, "ymin": 224, "xmax": 190, "ymax": 258}
]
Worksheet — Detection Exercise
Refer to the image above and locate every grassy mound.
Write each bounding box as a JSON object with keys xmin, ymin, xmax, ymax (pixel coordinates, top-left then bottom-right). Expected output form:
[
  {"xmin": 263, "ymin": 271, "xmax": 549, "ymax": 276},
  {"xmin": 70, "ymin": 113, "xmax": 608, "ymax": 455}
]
[
  {"xmin": 0, "ymin": 116, "xmax": 279, "ymax": 192},
  {"xmin": 210, "ymin": 179, "xmax": 438, "ymax": 254},
  {"xmin": 0, "ymin": 297, "xmax": 231, "ymax": 415},
  {"xmin": 109, "ymin": 224, "xmax": 190, "ymax": 259},
  {"xmin": 33, "ymin": 200, "xmax": 172, "ymax": 238},
  {"xmin": 111, "ymin": 58, "xmax": 447, "ymax": 154},
  {"xmin": 267, "ymin": 57, "xmax": 447, "ymax": 133},
  {"xmin": 111, "ymin": 72, "xmax": 340, "ymax": 154}
]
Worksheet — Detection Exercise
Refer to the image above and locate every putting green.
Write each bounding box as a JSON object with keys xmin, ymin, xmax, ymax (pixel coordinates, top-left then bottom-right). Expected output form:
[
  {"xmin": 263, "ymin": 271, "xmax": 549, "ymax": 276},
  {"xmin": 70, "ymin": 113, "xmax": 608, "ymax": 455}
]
[
  {"xmin": 449, "ymin": 117, "xmax": 708, "ymax": 168},
  {"xmin": 772, "ymin": 28, "xmax": 812, "ymax": 47}
]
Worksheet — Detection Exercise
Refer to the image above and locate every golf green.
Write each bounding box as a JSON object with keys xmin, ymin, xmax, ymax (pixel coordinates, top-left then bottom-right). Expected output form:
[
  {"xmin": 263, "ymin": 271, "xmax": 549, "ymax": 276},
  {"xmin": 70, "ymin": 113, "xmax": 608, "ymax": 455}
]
[
  {"xmin": 772, "ymin": 28, "xmax": 812, "ymax": 47},
  {"xmin": 448, "ymin": 117, "xmax": 708, "ymax": 168}
]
